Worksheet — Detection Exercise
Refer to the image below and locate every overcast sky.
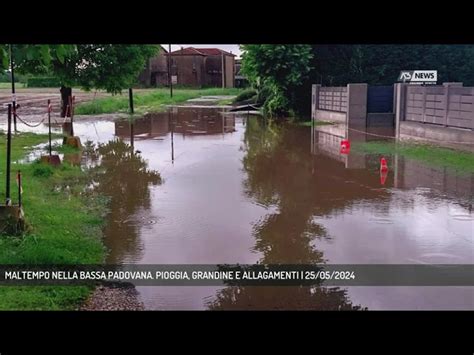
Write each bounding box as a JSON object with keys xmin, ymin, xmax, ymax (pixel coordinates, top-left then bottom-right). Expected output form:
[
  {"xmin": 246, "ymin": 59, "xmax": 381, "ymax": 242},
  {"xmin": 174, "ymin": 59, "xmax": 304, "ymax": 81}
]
[{"xmin": 163, "ymin": 44, "xmax": 242, "ymax": 58}]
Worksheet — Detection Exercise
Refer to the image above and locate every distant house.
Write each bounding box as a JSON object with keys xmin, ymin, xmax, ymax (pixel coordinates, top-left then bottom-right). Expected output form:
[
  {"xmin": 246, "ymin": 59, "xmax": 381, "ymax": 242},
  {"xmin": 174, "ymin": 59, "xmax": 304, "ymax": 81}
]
[
  {"xmin": 168, "ymin": 47, "xmax": 235, "ymax": 88},
  {"xmin": 138, "ymin": 46, "xmax": 236, "ymax": 88},
  {"xmin": 138, "ymin": 45, "xmax": 169, "ymax": 87}
]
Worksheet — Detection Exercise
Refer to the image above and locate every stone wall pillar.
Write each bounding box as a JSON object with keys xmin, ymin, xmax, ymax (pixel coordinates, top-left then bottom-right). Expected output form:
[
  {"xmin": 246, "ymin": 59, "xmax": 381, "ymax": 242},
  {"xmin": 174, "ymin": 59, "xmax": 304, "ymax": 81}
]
[{"xmin": 346, "ymin": 83, "xmax": 368, "ymax": 127}]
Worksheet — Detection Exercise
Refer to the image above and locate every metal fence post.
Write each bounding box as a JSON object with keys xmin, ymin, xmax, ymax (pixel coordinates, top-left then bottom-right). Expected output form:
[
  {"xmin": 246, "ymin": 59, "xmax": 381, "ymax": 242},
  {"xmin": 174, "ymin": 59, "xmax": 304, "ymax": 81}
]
[
  {"xmin": 422, "ymin": 87, "xmax": 427, "ymax": 123},
  {"xmin": 6, "ymin": 104, "xmax": 12, "ymax": 205},
  {"xmin": 444, "ymin": 84, "xmax": 450, "ymax": 127},
  {"xmin": 312, "ymin": 84, "xmax": 321, "ymax": 122}
]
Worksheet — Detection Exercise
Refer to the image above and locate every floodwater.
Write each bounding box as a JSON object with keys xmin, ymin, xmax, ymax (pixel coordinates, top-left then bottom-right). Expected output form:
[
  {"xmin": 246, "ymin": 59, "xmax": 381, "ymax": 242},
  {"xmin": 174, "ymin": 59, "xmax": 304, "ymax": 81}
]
[{"xmin": 4, "ymin": 107, "xmax": 474, "ymax": 310}]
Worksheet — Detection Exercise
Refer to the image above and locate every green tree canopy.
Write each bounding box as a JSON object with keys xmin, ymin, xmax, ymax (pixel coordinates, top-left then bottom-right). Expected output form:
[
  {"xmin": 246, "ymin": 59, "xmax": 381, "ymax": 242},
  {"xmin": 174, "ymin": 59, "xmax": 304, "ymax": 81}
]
[
  {"xmin": 1, "ymin": 44, "xmax": 159, "ymax": 94},
  {"xmin": 0, "ymin": 44, "xmax": 76, "ymax": 72},
  {"xmin": 241, "ymin": 45, "xmax": 313, "ymax": 117},
  {"xmin": 52, "ymin": 44, "xmax": 159, "ymax": 94}
]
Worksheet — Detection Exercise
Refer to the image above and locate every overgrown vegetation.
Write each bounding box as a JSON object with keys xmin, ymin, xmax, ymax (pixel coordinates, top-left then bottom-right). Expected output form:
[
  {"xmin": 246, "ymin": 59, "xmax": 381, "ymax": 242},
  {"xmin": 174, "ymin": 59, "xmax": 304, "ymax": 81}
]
[
  {"xmin": 233, "ymin": 88, "xmax": 257, "ymax": 103},
  {"xmin": 27, "ymin": 76, "xmax": 61, "ymax": 88},
  {"xmin": 352, "ymin": 141, "xmax": 474, "ymax": 174},
  {"xmin": 241, "ymin": 45, "xmax": 313, "ymax": 118},
  {"xmin": 0, "ymin": 132, "xmax": 107, "ymax": 310},
  {"xmin": 295, "ymin": 120, "xmax": 333, "ymax": 127},
  {"xmin": 0, "ymin": 70, "xmax": 28, "ymax": 84},
  {"xmin": 240, "ymin": 44, "xmax": 474, "ymax": 119},
  {"xmin": 75, "ymin": 88, "xmax": 242, "ymax": 115}
]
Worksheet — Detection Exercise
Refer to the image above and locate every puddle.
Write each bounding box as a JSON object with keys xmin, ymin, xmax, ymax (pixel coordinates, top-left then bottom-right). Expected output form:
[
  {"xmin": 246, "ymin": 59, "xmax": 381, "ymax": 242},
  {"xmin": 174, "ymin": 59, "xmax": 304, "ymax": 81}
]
[{"xmin": 2, "ymin": 107, "xmax": 473, "ymax": 310}]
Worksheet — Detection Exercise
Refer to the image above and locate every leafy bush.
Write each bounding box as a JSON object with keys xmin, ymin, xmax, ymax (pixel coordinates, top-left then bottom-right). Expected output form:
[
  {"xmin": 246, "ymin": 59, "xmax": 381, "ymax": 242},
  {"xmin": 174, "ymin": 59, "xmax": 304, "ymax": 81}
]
[
  {"xmin": 27, "ymin": 77, "xmax": 61, "ymax": 88},
  {"xmin": 256, "ymin": 85, "xmax": 272, "ymax": 106},
  {"xmin": 240, "ymin": 45, "xmax": 313, "ymax": 117},
  {"xmin": 0, "ymin": 71, "xmax": 28, "ymax": 83},
  {"xmin": 233, "ymin": 89, "xmax": 257, "ymax": 103},
  {"xmin": 262, "ymin": 84, "xmax": 290, "ymax": 118},
  {"xmin": 32, "ymin": 164, "xmax": 54, "ymax": 178}
]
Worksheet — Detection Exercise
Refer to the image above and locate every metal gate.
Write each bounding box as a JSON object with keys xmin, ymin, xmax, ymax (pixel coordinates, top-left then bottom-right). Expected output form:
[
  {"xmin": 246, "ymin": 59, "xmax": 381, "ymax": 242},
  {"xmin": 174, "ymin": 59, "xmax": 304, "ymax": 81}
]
[
  {"xmin": 367, "ymin": 85, "xmax": 394, "ymax": 113},
  {"xmin": 366, "ymin": 85, "xmax": 395, "ymax": 127}
]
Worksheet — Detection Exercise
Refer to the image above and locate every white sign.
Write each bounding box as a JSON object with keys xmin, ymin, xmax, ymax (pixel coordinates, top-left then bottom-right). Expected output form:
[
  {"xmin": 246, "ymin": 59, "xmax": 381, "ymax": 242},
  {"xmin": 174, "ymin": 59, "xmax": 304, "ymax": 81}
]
[
  {"xmin": 171, "ymin": 75, "xmax": 178, "ymax": 85},
  {"xmin": 398, "ymin": 70, "xmax": 437, "ymax": 84}
]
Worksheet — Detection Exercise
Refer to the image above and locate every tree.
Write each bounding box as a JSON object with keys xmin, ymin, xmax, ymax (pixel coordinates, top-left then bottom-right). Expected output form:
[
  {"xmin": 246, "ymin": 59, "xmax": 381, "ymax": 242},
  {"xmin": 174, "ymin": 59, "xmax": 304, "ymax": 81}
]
[
  {"xmin": 241, "ymin": 45, "xmax": 313, "ymax": 117},
  {"xmin": 52, "ymin": 44, "xmax": 159, "ymax": 93},
  {"xmin": 51, "ymin": 44, "xmax": 159, "ymax": 116},
  {"xmin": 0, "ymin": 44, "xmax": 75, "ymax": 72},
  {"xmin": 2, "ymin": 44, "xmax": 159, "ymax": 116}
]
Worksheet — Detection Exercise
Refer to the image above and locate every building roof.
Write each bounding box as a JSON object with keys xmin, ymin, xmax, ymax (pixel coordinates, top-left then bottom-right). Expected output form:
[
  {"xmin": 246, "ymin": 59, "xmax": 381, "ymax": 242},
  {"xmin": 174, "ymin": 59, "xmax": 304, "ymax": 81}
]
[{"xmin": 168, "ymin": 47, "xmax": 235, "ymax": 56}]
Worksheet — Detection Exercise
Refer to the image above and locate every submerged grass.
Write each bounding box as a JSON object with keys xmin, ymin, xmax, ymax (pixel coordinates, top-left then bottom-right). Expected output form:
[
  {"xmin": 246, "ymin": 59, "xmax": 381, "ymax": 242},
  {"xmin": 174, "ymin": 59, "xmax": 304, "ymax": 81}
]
[
  {"xmin": 352, "ymin": 140, "xmax": 474, "ymax": 174},
  {"xmin": 0, "ymin": 132, "xmax": 106, "ymax": 310},
  {"xmin": 295, "ymin": 120, "xmax": 334, "ymax": 127},
  {"xmin": 75, "ymin": 88, "xmax": 242, "ymax": 115}
]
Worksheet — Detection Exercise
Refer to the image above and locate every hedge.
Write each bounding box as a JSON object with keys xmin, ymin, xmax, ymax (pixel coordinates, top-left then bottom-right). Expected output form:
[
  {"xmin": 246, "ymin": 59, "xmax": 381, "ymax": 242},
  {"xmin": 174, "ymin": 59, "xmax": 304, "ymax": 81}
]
[{"xmin": 27, "ymin": 77, "xmax": 61, "ymax": 88}]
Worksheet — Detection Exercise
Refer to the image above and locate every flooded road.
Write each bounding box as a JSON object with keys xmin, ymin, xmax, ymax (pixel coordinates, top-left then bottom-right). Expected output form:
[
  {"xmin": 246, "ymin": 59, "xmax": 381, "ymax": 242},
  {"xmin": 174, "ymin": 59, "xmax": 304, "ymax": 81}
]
[{"xmin": 4, "ymin": 107, "xmax": 474, "ymax": 309}]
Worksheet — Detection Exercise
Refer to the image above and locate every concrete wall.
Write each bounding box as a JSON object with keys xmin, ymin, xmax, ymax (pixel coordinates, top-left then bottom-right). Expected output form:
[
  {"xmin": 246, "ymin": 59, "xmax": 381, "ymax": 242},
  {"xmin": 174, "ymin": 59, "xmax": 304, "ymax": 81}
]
[
  {"xmin": 315, "ymin": 109, "xmax": 346, "ymax": 123},
  {"xmin": 312, "ymin": 84, "xmax": 368, "ymax": 126},
  {"xmin": 404, "ymin": 83, "xmax": 474, "ymax": 129},
  {"xmin": 318, "ymin": 86, "xmax": 348, "ymax": 112},
  {"xmin": 312, "ymin": 82, "xmax": 474, "ymax": 151},
  {"xmin": 394, "ymin": 82, "xmax": 474, "ymax": 151},
  {"xmin": 404, "ymin": 83, "xmax": 473, "ymax": 129},
  {"xmin": 346, "ymin": 83, "xmax": 368, "ymax": 128},
  {"xmin": 399, "ymin": 121, "xmax": 474, "ymax": 152}
]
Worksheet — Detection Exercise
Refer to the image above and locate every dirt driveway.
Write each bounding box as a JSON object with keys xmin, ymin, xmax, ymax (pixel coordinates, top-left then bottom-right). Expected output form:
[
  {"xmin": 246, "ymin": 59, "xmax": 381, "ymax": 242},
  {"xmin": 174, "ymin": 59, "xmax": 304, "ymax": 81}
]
[
  {"xmin": 0, "ymin": 88, "xmax": 108, "ymax": 116},
  {"xmin": 0, "ymin": 88, "xmax": 153, "ymax": 120}
]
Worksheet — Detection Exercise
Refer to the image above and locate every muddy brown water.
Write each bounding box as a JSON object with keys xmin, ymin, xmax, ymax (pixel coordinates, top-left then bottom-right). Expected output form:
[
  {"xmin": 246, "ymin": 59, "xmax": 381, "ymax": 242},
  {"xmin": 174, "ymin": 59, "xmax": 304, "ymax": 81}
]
[{"xmin": 2, "ymin": 107, "xmax": 473, "ymax": 310}]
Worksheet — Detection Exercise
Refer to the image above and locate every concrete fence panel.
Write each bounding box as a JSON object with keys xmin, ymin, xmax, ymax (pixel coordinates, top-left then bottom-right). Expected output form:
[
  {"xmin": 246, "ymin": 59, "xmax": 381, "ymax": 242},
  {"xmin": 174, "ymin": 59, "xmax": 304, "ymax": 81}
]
[
  {"xmin": 318, "ymin": 86, "xmax": 348, "ymax": 112},
  {"xmin": 405, "ymin": 84, "xmax": 474, "ymax": 130}
]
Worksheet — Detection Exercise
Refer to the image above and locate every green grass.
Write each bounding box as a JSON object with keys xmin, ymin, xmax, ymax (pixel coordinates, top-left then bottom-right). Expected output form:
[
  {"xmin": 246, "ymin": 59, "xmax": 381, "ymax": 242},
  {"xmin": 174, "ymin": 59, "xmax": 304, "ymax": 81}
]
[
  {"xmin": 0, "ymin": 82, "xmax": 27, "ymax": 89},
  {"xmin": 352, "ymin": 141, "xmax": 474, "ymax": 174},
  {"xmin": 75, "ymin": 88, "xmax": 242, "ymax": 115},
  {"xmin": 295, "ymin": 120, "xmax": 334, "ymax": 127},
  {"xmin": 216, "ymin": 98, "xmax": 234, "ymax": 105},
  {"xmin": 0, "ymin": 132, "xmax": 107, "ymax": 310}
]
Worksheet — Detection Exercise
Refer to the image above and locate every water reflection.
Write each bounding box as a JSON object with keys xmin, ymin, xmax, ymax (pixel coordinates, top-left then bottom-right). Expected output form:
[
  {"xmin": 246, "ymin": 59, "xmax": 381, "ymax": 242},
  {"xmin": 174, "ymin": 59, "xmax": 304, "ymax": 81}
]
[
  {"xmin": 114, "ymin": 108, "xmax": 236, "ymax": 140},
  {"xmin": 208, "ymin": 118, "xmax": 363, "ymax": 310},
  {"xmin": 207, "ymin": 285, "xmax": 364, "ymax": 310},
  {"xmin": 89, "ymin": 139, "xmax": 162, "ymax": 263}
]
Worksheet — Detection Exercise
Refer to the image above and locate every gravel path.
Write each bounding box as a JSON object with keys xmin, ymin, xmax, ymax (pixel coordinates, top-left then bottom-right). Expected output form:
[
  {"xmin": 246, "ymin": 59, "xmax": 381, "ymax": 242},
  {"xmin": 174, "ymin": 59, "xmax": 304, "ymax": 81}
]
[{"xmin": 80, "ymin": 283, "xmax": 144, "ymax": 311}]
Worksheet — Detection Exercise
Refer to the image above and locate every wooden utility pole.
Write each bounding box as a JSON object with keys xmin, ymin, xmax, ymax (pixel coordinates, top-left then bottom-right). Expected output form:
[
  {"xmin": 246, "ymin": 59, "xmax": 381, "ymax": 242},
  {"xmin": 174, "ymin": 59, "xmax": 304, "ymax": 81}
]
[
  {"xmin": 168, "ymin": 44, "xmax": 173, "ymax": 98},
  {"xmin": 129, "ymin": 88, "xmax": 134, "ymax": 114},
  {"xmin": 9, "ymin": 45, "xmax": 17, "ymax": 132}
]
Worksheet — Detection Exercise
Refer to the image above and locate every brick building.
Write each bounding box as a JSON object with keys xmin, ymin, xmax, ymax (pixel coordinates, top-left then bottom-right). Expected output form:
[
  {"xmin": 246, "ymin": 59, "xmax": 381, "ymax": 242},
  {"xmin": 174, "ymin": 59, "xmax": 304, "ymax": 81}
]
[
  {"xmin": 138, "ymin": 45, "xmax": 169, "ymax": 87},
  {"xmin": 138, "ymin": 47, "xmax": 235, "ymax": 88}
]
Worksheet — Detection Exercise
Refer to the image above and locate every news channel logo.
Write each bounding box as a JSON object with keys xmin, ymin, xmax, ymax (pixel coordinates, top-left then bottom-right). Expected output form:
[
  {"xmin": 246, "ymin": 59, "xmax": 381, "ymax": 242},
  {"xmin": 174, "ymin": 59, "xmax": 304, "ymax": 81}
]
[{"xmin": 398, "ymin": 70, "xmax": 437, "ymax": 85}]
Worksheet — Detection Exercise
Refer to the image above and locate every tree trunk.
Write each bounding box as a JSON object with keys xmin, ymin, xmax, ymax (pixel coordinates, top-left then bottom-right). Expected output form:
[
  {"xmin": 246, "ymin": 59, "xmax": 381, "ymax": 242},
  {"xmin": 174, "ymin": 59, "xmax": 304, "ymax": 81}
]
[{"xmin": 60, "ymin": 86, "xmax": 72, "ymax": 118}]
